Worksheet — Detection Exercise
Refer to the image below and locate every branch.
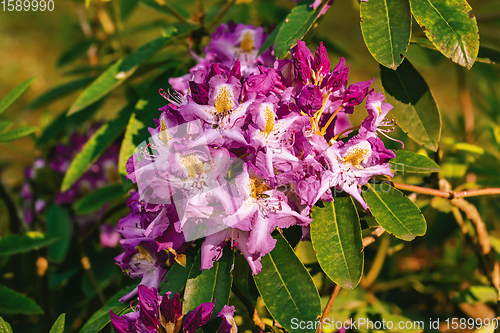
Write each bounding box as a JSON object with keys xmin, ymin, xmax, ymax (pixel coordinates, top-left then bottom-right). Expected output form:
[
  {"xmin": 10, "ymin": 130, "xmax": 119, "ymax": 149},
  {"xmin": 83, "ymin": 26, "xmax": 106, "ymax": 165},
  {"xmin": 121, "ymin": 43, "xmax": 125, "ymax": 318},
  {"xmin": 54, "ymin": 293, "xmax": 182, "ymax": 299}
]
[
  {"xmin": 362, "ymin": 226, "xmax": 385, "ymax": 248},
  {"xmin": 153, "ymin": 0, "xmax": 190, "ymax": 23},
  {"xmin": 392, "ymin": 182, "xmax": 500, "ymax": 199},
  {"xmin": 316, "ymin": 284, "xmax": 341, "ymax": 333},
  {"xmin": 207, "ymin": 0, "xmax": 236, "ymax": 30}
]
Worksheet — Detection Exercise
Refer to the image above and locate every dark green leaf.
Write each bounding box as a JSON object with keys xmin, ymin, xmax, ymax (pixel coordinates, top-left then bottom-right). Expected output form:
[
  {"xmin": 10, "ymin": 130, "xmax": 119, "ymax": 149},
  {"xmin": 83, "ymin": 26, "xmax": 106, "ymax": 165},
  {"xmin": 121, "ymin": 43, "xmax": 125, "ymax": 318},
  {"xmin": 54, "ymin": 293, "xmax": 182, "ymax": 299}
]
[
  {"xmin": 47, "ymin": 206, "xmax": 72, "ymax": 264},
  {"xmin": 0, "ymin": 232, "xmax": 62, "ymax": 256},
  {"xmin": 274, "ymin": 0, "xmax": 328, "ymax": 59},
  {"xmin": 258, "ymin": 22, "xmax": 283, "ymax": 56},
  {"xmin": 253, "ymin": 233, "xmax": 321, "ymax": 333},
  {"xmin": 390, "ymin": 150, "xmax": 441, "ymax": 173},
  {"xmin": 68, "ymin": 24, "xmax": 197, "ymax": 115},
  {"xmin": 73, "ymin": 184, "xmax": 127, "ymax": 215},
  {"xmin": 362, "ymin": 183, "xmax": 427, "ymax": 241},
  {"xmin": 37, "ymin": 99, "xmax": 105, "ymax": 148},
  {"xmin": 0, "ymin": 285, "xmax": 43, "ymax": 315},
  {"xmin": 61, "ymin": 105, "xmax": 134, "ymax": 192},
  {"xmin": 380, "ymin": 58, "xmax": 441, "ymax": 151},
  {"xmin": 161, "ymin": 252, "xmax": 196, "ymax": 294},
  {"xmin": 57, "ymin": 40, "xmax": 95, "ymax": 68},
  {"xmin": 139, "ymin": 0, "xmax": 191, "ymax": 19},
  {"xmin": 311, "ymin": 197, "xmax": 363, "ymax": 289},
  {"xmin": 118, "ymin": 113, "xmax": 144, "ymax": 176},
  {"xmin": 49, "ymin": 314, "xmax": 66, "ymax": 333},
  {"xmin": 0, "ymin": 77, "xmax": 35, "ymax": 115},
  {"xmin": 0, "ymin": 317, "xmax": 13, "ymax": 333},
  {"xmin": 409, "ymin": 0, "xmax": 479, "ymax": 69},
  {"xmin": 80, "ymin": 284, "xmax": 137, "ymax": 333},
  {"xmin": 120, "ymin": 0, "xmax": 139, "ymax": 20},
  {"xmin": 183, "ymin": 247, "xmax": 234, "ymax": 330},
  {"xmin": 0, "ymin": 127, "xmax": 39, "ymax": 142},
  {"xmin": 360, "ymin": 0, "xmax": 411, "ymax": 69},
  {"xmin": 29, "ymin": 77, "xmax": 95, "ymax": 109}
]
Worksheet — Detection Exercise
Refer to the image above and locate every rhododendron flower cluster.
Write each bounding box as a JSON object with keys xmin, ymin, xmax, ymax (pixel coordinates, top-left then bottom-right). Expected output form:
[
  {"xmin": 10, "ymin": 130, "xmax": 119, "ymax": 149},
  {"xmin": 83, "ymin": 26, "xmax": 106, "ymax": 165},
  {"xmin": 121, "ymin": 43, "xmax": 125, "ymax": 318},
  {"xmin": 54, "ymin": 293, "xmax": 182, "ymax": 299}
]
[
  {"xmin": 22, "ymin": 128, "xmax": 121, "ymax": 247},
  {"xmin": 115, "ymin": 23, "xmax": 399, "ymax": 300}
]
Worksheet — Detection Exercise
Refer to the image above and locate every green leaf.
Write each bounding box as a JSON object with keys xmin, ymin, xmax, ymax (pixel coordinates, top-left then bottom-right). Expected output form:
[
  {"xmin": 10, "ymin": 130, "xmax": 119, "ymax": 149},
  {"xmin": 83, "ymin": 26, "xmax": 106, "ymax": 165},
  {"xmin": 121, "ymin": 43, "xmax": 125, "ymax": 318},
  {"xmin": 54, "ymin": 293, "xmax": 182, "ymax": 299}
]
[
  {"xmin": 453, "ymin": 286, "xmax": 498, "ymax": 304},
  {"xmin": 0, "ymin": 127, "xmax": 39, "ymax": 142},
  {"xmin": 37, "ymin": 99, "xmax": 105, "ymax": 148},
  {"xmin": 380, "ymin": 58, "xmax": 441, "ymax": 151},
  {"xmin": 73, "ymin": 184, "xmax": 127, "ymax": 215},
  {"xmin": 120, "ymin": 0, "xmax": 139, "ymax": 20},
  {"xmin": 49, "ymin": 314, "xmax": 66, "ymax": 333},
  {"xmin": 80, "ymin": 284, "xmax": 137, "ymax": 333},
  {"xmin": 0, "ymin": 121, "xmax": 12, "ymax": 133},
  {"xmin": 409, "ymin": 0, "xmax": 479, "ymax": 69},
  {"xmin": 258, "ymin": 22, "xmax": 283, "ymax": 56},
  {"xmin": 0, "ymin": 317, "xmax": 13, "ymax": 333},
  {"xmin": 360, "ymin": 0, "xmax": 411, "ymax": 69},
  {"xmin": 311, "ymin": 197, "xmax": 363, "ymax": 290},
  {"xmin": 61, "ymin": 105, "xmax": 134, "ymax": 192},
  {"xmin": 118, "ymin": 113, "xmax": 144, "ymax": 176},
  {"xmin": 0, "ymin": 232, "xmax": 62, "ymax": 256},
  {"xmin": 139, "ymin": 0, "xmax": 191, "ymax": 19},
  {"xmin": 161, "ymin": 252, "xmax": 196, "ymax": 294},
  {"xmin": 47, "ymin": 205, "xmax": 72, "ymax": 264},
  {"xmin": 390, "ymin": 150, "xmax": 441, "ymax": 173},
  {"xmin": 29, "ymin": 77, "xmax": 95, "ymax": 109},
  {"xmin": 274, "ymin": 0, "xmax": 328, "ymax": 59},
  {"xmin": 362, "ymin": 183, "xmax": 427, "ymax": 241},
  {"xmin": 0, "ymin": 77, "xmax": 35, "ymax": 115},
  {"xmin": 68, "ymin": 24, "xmax": 197, "ymax": 115},
  {"xmin": 0, "ymin": 285, "xmax": 43, "ymax": 315},
  {"xmin": 253, "ymin": 233, "xmax": 321, "ymax": 333},
  {"xmin": 57, "ymin": 40, "xmax": 95, "ymax": 68},
  {"xmin": 183, "ymin": 247, "xmax": 234, "ymax": 330}
]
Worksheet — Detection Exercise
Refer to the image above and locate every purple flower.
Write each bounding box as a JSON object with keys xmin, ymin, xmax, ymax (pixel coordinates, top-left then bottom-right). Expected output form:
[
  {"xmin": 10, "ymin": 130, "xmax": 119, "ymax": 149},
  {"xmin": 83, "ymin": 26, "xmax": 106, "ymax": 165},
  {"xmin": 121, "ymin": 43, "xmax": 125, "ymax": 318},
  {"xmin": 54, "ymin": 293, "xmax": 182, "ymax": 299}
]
[
  {"xmin": 183, "ymin": 301, "xmax": 215, "ymax": 333},
  {"xmin": 298, "ymin": 84, "xmax": 323, "ymax": 116},
  {"xmin": 217, "ymin": 305, "xmax": 238, "ymax": 333}
]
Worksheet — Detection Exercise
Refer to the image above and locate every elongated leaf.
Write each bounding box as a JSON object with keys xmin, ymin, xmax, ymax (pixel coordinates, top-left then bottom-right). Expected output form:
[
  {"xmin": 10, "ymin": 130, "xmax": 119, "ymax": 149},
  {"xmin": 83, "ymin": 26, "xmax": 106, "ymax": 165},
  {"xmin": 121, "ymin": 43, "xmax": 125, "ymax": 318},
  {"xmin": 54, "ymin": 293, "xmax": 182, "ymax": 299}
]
[
  {"xmin": 258, "ymin": 21, "xmax": 283, "ymax": 56},
  {"xmin": 0, "ymin": 285, "xmax": 43, "ymax": 315},
  {"xmin": 0, "ymin": 77, "xmax": 35, "ymax": 115},
  {"xmin": 183, "ymin": 248, "xmax": 234, "ymax": 330},
  {"xmin": 360, "ymin": 0, "xmax": 411, "ymax": 69},
  {"xmin": 0, "ymin": 127, "xmax": 39, "ymax": 142},
  {"xmin": 253, "ymin": 233, "xmax": 321, "ymax": 333},
  {"xmin": 0, "ymin": 232, "xmax": 62, "ymax": 256},
  {"xmin": 119, "ymin": 113, "xmax": 144, "ymax": 176},
  {"xmin": 68, "ymin": 23, "xmax": 197, "ymax": 115},
  {"xmin": 47, "ymin": 206, "xmax": 72, "ymax": 264},
  {"xmin": 61, "ymin": 105, "xmax": 134, "ymax": 192},
  {"xmin": 0, "ymin": 317, "xmax": 13, "ymax": 333},
  {"xmin": 161, "ymin": 251, "xmax": 196, "ymax": 294},
  {"xmin": 49, "ymin": 314, "xmax": 65, "ymax": 333},
  {"xmin": 73, "ymin": 184, "xmax": 126, "ymax": 215},
  {"xmin": 80, "ymin": 284, "xmax": 137, "ymax": 333},
  {"xmin": 380, "ymin": 58, "xmax": 441, "ymax": 151},
  {"xmin": 409, "ymin": 0, "xmax": 479, "ymax": 69},
  {"xmin": 274, "ymin": 0, "xmax": 328, "ymax": 59},
  {"xmin": 57, "ymin": 40, "xmax": 94, "ymax": 67},
  {"xmin": 311, "ymin": 197, "xmax": 363, "ymax": 289},
  {"xmin": 37, "ymin": 99, "xmax": 105, "ymax": 148},
  {"xmin": 362, "ymin": 183, "xmax": 426, "ymax": 241},
  {"xmin": 0, "ymin": 121, "xmax": 12, "ymax": 133},
  {"xmin": 390, "ymin": 150, "xmax": 441, "ymax": 174},
  {"xmin": 121, "ymin": 0, "xmax": 139, "ymax": 20},
  {"xmin": 29, "ymin": 77, "xmax": 95, "ymax": 109}
]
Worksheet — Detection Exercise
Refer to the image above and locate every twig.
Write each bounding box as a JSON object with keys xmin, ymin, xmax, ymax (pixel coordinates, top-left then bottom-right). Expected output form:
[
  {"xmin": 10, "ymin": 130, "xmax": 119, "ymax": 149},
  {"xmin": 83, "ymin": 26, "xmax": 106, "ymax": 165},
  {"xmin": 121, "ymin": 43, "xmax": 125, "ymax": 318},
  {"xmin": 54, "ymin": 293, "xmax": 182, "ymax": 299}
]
[
  {"xmin": 458, "ymin": 67, "xmax": 475, "ymax": 143},
  {"xmin": 80, "ymin": 248, "xmax": 106, "ymax": 305},
  {"xmin": 362, "ymin": 226, "xmax": 385, "ymax": 248},
  {"xmin": 361, "ymin": 234, "xmax": 390, "ymax": 288},
  {"xmin": 316, "ymin": 284, "xmax": 341, "ymax": 333},
  {"xmin": 392, "ymin": 182, "xmax": 500, "ymax": 199},
  {"xmin": 207, "ymin": 0, "xmax": 236, "ymax": 31},
  {"xmin": 154, "ymin": 0, "xmax": 190, "ymax": 23}
]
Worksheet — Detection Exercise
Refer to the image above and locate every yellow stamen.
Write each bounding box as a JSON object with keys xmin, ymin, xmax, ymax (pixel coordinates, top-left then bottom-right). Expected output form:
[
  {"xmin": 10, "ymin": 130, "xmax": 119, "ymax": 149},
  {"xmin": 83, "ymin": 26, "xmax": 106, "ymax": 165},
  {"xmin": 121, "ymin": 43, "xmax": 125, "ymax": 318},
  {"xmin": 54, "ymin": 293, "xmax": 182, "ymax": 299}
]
[
  {"xmin": 240, "ymin": 31, "xmax": 254, "ymax": 53},
  {"xmin": 343, "ymin": 143, "xmax": 371, "ymax": 167},
  {"xmin": 214, "ymin": 86, "xmax": 233, "ymax": 115},
  {"xmin": 180, "ymin": 155, "xmax": 204, "ymax": 178},
  {"xmin": 248, "ymin": 173, "xmax": 270, "ymax": 199},
  {"xmin": 263, "ymin": 107, "xmax": 275, "ymax": 137}
]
